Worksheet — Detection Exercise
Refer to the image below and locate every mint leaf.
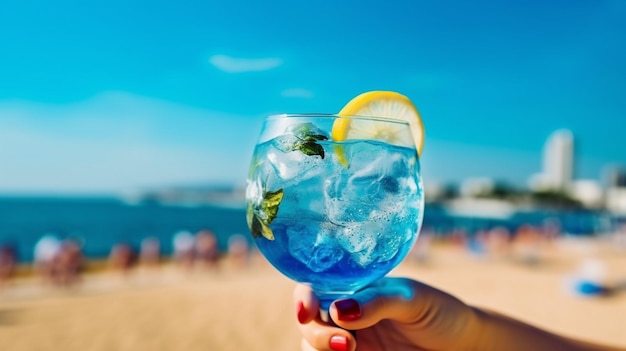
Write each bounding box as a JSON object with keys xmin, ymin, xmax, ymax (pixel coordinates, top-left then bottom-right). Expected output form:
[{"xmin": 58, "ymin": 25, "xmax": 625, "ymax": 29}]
[
  {"xmin": 288, "ymin": 122, "xmax": 329, "ymax": 141},
  {"xmin": 262, "ymin": 189, "xmax": 284, "ymax": 224},
  {"xmin": 259, "ymin": 221, "xmax": 274, "ymax": 240},
  {"xmin": 250, "ymin": 215, "xmax": 275, "ymax": 240},
  {"xmin": 250, "ymin": 215, "xmax": 262, "ymax": 239},
  {"xmin": 297, "ymin": 141, "xmax": 325, "ymax": 159},
  {"xmin": 283, "ymin": 123, "xmax": 328, "ymax": 159},
  {"xmin": 248, "ymin": 188, "xmax": 284, "ymax": 241},
  {"xmin": 303, "ymin": 133, "xmax": 328, "ymax": 142}
]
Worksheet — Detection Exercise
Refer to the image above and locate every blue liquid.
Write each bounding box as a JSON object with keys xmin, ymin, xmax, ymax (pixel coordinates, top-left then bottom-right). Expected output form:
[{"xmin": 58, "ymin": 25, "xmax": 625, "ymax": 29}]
[
  {"xmin": 248, "ymin": 138, "xmax": 424, "ymax": 295},
  {"xmin": 255, "ymin": 213, "xmax": 420, "ymax": 294}
]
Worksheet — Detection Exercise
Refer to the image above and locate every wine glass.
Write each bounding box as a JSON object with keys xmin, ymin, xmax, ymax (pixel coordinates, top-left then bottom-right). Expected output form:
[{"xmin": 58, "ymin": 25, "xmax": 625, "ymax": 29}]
[{"xmin": 246, "ymin": 114, "xmax": 424, "ymax": 316}]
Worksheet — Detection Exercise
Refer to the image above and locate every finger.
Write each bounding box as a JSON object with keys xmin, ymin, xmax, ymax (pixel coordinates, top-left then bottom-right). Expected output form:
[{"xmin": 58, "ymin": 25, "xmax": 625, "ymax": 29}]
[
  {"xmin": 301, "ymin": 338, "xmax": 316, "ymax": 351},
  {"xmin": 293, "ymin": 283, "xmax": 320, "ymax": 324},
  {"xmin": 295, "ymin": 284, "xmax": 356, "ymax": 350},
  {"xmin": 329, "ymin": 277, "xmax": 454, "ymax": 331},
  {"xmin": 298, "ymin": 319, "xmax": 355, "ymax": 351}
]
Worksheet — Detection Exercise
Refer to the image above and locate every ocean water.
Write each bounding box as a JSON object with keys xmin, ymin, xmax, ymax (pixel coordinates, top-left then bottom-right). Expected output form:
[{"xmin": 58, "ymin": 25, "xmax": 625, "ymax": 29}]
[
  {"xmin": 0, "ymin": 197, "xmax": 614, "ymax": 264},
  {"xmin": 422, "ymin": 203, "xmax": 613, "ymax": 237},
  {"xmin": 0, "ymin": 197, "xmax": 250, "ymax": 263}
]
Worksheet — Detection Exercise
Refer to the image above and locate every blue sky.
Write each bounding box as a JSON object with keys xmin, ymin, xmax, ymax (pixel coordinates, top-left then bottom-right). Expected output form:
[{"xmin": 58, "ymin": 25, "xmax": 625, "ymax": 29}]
[{"xmin": 0, "ymin": 0, "xmax": 625, "ymax": 194}]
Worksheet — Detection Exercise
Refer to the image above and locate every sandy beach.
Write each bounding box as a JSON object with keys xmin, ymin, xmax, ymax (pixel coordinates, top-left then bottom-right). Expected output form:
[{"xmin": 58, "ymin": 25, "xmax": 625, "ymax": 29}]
[{"xmin": 1, "ymin": 237, "xmax": 625, "ymax": 351}]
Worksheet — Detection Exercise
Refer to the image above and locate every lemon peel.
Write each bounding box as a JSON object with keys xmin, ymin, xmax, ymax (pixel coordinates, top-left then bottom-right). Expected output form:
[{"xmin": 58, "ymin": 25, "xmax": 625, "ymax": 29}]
[{"xmin": 331, "ymin": 91, "xmax": 425, "ymax": 166}]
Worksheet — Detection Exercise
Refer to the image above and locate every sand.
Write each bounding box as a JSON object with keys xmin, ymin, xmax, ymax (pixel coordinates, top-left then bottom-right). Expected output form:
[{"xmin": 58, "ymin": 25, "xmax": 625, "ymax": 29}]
[{"xmin": 1, "ymin": 238, "xmax": 625, "ymax": 350}]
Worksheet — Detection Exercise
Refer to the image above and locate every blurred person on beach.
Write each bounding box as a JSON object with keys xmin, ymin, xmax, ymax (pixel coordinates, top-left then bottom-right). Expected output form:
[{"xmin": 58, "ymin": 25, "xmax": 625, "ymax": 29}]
[
  {"xmin": 465, "ymin": 226, "xmax": 513, "ymax": 261},
  {"xmin": 293, "ymin": 278, "xmax": 626, "ymax": 351},
  {"xmin": 108, "ymin": 243, "xmax": 136, "ymax": 274},
  {"xmin": 227, "ymin": 234, "xmax": 249, "ymax": 269},
  {"xmin": 172, "ymin": 230, "xmax": 195, "ymax": 271},
  {"xmin": 0, "ymin": 244, "xmax": 17, "ymax": 286},
  {"xmin": 33, "ymin": 234, "xmax": 62, "ymax": 284},
  {"xmin": 447, "ymin": 228, "xmax": 468, "ymax": 248},
  {"xmin": 139, "ymin": 237, "xmax": 161, "ymax": 268},
  {"xmin": 541, "ymin": 217, "xmax": 563, "ymax": 243},
  {"xmin": 511, "ymin": 224, "xmax": 544, "ymax": 266},
  {"xmin": 52, "ymin": 239, "xmax": 84, "ymax": 287},
  {"xmin": 467, "ymin": 230, "xmax": 489, "ymax": 258},
  {"xmin": 195, "ymin": 229, "xmax": 219, "ymax": 270},
  {"xmin": 484, "ymin": 226, "xmax": 512, "ymax": 259}
]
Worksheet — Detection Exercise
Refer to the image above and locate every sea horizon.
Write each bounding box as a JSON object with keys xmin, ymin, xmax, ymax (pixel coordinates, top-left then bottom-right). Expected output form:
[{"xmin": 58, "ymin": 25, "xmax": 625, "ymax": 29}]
[{"xmin": 1, "ymin": 195, "xmax": 620, "ymax": 264}]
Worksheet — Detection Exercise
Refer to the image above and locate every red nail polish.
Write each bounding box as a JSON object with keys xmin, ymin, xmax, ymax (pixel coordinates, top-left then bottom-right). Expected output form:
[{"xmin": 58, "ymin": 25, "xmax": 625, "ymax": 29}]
[
  {"xmin": 329, "ymin": 335, "xmax": 349, "ymax": 351},
  {"xmin": 296, "ymin": 301, "xmax": 308, "ymax": 324},
  {"xmin": 334, "ymin": 299, "xmax": 361, "ymax": 321}
]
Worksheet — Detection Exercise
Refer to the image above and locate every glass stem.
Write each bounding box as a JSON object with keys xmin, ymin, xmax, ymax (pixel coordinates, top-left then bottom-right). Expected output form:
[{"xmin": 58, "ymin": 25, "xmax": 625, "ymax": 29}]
[
  {"xmin": 318, "ymin": 298, "xmax": 333, "ymax": 323},
  {"xmin": 317, "ymin": 294, "xmax": 358, "ymax": 338},
  {"xmin": 315, "ymin": 291, "xmax": 353, "ymax": 323}
]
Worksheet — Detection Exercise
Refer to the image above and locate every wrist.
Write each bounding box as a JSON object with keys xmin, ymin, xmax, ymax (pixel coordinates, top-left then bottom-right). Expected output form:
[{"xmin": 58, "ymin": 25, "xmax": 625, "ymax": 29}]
[
  {"xmin": 467, "ymin": 307, "xmax": 622, "ymax": 351},
  {"xmin": 459, "ymin": 306, "xmax": 491, "ymax": 350}
]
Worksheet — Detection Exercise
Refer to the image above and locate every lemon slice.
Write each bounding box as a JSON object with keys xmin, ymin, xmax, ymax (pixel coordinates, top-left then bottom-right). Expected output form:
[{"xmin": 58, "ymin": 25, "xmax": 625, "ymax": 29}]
[{"xmin": 332, "ymin": 91, "xmax": 425, "ymax": 155}]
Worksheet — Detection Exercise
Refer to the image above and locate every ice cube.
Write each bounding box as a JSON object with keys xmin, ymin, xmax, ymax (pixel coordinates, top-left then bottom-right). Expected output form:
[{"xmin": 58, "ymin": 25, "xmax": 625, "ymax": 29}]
[
  {"xmin": 324, "ymin": 172, "xmax": 380, "ymax": 225},
  {"xmin": 267, "ymin": 138, "xmax": 325, "ymax": 183},
  {"xmin": 374, "ymin": 226, "xmax": 412, "ymax": 263},
  {"xmin": 287, "ymin": 223, "xmax": 344, "ymax": 273},
  {"xmin": 287, "ymin": 224, "xmax": 316, "ymax": 263},
  {"xmin": 308, "ymin": 244, "xmax": 344, "ymax": 273},
  {"xmin": 322, "ymin": 147, "xmax": 420, "ymax": 266},
  {"xmin": 245, "ymin": 177, "xmax": 263, "ymax": 206},
  {"xmin": 337, "ymin": 223, "xmax": 379, "ymax": 253},
  {"xmin": 248, "ymin": 150, "xmax": 285, "ymax": 194},
  {"xmin": 326, "ymin": 197, "xmax": 373, "ymax": 225},
  {"xmin": 351, "ymin": 246, "xmax": 378, "ymax": 267},
  {"xmin": 344, "ymin": 152, "xmax": 411, "ymax": 204},
  {"xmin": 274, "ymin": 134, "xmax": 301, "ymax": 153},
  {"xmin": 267, "ymin": 146, "xmax": 306, "ymax": 180},
  {"xmin": 338, "ymin": 222, "xmax": 384, "ymax": 267}
]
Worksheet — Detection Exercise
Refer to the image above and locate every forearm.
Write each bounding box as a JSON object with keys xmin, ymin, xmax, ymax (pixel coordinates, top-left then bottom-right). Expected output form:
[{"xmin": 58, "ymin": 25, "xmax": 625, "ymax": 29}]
[{"xmin": 469, "ymin": 307, "xmax": 625, "ymax": 351}]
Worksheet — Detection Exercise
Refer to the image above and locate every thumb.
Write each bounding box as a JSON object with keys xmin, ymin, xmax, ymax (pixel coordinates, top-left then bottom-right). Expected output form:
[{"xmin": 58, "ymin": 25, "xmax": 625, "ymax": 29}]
[{"xmin": 328, "ymin": 277, "xmax": 455, "ymax": 331}]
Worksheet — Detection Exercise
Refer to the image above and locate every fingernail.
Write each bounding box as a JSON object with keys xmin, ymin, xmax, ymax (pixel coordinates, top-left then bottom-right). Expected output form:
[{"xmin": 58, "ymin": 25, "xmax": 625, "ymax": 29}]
[
  {"xmin": 296, "ymin": 301, "xmax": 308, "ymax": 324},
  {"xmin": 329, "ymin": 335, "xmax": 349, "ymax": 351},
  {"xmin": 334, "ymin": 298, "xmax": 361, "ymax": 321}
]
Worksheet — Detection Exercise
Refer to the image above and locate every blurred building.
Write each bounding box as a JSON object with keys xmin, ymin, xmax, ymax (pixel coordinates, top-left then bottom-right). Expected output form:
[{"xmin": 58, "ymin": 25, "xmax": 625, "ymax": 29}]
[
  {"xmin": 423, "ymin": 181, "xmax": 458, "ymax": 202},
  {"xmin": 423, "ymin": 181, "xmax": 445, "ymax": 202},
  {"xmin": 606, "ymin": 188, "xmax": 626, "ymax": 214},
  {"xmin": 570, "ymin": 180, "xmax": 603, "ymax": 208},
  {"xmin": 460, "ymin": 177, "xmax": 495, "ymax": 198},
  {"xmin": 603, "ymin": 165, "xmax": 626, "ymax": 188},
  {"xmin": 603, "ymin": 165, "xmax": 626, "ymax": 214},
  {"xmin": 528, "ymin": 129, "xmax": 575, "ymax": 192}
]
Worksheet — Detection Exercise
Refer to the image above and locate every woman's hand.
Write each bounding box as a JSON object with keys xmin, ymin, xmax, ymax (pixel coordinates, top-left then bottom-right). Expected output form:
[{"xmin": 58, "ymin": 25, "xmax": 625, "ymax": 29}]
[
  {"xmin": 293, "ymin": 277, "xmax": 479, "ymax": 351},
  {"xmin": 293, "ymin": 277, "xmax": 626, "ymax": 351}
]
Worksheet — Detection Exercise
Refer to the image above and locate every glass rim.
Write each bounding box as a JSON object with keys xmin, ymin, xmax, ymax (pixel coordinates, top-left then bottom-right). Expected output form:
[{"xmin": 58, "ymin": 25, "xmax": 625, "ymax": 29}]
[{"xmin": 266, "ymin": 113, "xmax": 411, "ymax": 126}]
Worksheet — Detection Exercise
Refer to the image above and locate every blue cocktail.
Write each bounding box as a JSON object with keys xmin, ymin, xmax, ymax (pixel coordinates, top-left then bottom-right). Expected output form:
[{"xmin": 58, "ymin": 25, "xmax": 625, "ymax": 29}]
[{"xmin": 247, "ymin": 93, "xmax": 425, "ymax": 311}]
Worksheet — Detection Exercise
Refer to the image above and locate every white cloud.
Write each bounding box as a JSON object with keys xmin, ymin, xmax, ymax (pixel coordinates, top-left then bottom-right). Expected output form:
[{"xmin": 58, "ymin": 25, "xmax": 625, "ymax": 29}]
[
  {"xmin": 281, "ymin": 88, "xmax": 314, "ymax": 99},
  {"xmin": 209, "ymin": 54, "xmax": 283, "ymax": 73}
]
